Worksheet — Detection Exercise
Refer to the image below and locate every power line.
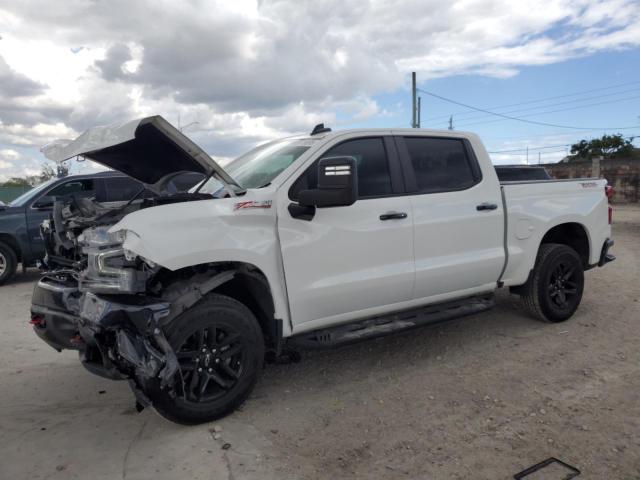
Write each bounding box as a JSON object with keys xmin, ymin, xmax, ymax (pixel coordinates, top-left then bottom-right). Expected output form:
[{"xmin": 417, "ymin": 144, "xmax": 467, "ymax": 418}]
[
  {"xmin": 485, "ymin": 129, "xmax": 639, "ymax": 141},
  {"xmin": 424, "ymin": 79, "xmax": 640, "ymax": 123},
  {"xmin": 416, "ymin": 88, "xmax": 640, "ymax": 130},
  {"xmin": 433, "ymin": 87, "xmax": 640, "ymax": 127},
  {"xmin": 492, "ymin": 149, "xmax": 569, "ymax": 157},
  {"xmin": 457, "ymin": 94, "xmax": 640, "ymax": 128},
  {"xmin": 488, "ymin": 143, "xmax": 571, "ymax": 154}
]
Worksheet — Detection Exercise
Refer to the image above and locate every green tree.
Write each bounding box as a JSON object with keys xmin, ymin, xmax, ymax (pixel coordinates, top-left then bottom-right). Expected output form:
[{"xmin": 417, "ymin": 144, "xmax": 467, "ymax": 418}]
[
  {"xmin": 2, "ymin": 177, "xmax": 31, "ymax": 187},
  {"xmin": 570, "ymin": 134, "xmax": 636, "ymax": 159},
  {"xmin": 1, "ymin": 162, "xmax": 69, "ymax": 187}
]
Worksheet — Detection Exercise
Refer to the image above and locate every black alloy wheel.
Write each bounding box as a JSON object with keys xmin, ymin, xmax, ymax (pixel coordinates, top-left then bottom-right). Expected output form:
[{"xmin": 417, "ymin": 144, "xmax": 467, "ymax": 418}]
[
  {"xmin": 176, "ymin": 324, "xmax": 246, "ymax": 403},
  {"xmin": 148, "ymin": 294, "xmax": 264, "ymax": 425},
  {"xmin": 547, "ymin": 261, "xmax": 580, "ymax": 309},
  {"xmin": 521, "ymin": 243, "xmax": 585, "ymax": 322}
]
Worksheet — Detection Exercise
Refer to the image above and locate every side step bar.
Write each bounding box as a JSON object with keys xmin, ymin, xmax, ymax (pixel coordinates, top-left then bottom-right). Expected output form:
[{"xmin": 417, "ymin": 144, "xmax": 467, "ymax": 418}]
[{"xmin": 288, "ymin": 293, "xmax": 494, "ymax": 349}]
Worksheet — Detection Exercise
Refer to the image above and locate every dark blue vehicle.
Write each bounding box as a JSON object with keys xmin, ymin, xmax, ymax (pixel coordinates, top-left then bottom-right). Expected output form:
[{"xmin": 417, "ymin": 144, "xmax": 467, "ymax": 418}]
[{"xmin": 0, "ymin": 170, "xmax": 202, "ymax": 284}]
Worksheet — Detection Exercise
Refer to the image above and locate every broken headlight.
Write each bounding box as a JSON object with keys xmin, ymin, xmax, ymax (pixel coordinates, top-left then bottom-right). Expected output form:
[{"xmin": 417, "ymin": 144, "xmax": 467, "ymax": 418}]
[{"xmin": 78, "ymin": 227, "xmax": 149, "ymax": 294}]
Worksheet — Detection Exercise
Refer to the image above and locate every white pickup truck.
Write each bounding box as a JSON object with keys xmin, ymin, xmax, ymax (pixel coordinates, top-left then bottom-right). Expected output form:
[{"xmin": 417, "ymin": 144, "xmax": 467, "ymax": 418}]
[{"xmin": 31, "ymin": 116, "xmax": 614, "ymax": 424}]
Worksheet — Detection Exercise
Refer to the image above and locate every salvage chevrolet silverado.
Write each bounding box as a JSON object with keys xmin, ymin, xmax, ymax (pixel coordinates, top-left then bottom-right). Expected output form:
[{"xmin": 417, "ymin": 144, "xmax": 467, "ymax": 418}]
[{"xmin": 31, "ymin": 116, "xmax": 614, "ymax": 424}]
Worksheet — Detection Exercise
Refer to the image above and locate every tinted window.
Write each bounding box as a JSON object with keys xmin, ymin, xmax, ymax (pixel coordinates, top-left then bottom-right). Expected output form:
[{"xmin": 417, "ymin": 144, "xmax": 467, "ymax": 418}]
[
  {"xmin": 291, "ymin": 137, "xmax": 392, "ymax": 199},
  {"xmin": 495, "ymin": 166, "xmax": 550, "ymax": 182},
  {"xmin": 404, "ymin": 137, "xmax": 477, "ymax": 192},
  {"xmin": 47, "ymin": 179, "xmax": 95, "ymax": 198},
  {"xmin": 169, "ymin": 172, "xmax": 205, "ymax": 192},
  {"xmin": 103, "ymin": 176, "xmax": 143, "ymax": 202}
]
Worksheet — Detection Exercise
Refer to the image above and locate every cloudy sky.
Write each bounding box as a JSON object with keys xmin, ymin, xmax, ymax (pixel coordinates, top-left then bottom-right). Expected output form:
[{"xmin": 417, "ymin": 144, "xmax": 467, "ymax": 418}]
[{"xmin": 1, "ymin": 0, "xmax": 639, "ymax": 181}]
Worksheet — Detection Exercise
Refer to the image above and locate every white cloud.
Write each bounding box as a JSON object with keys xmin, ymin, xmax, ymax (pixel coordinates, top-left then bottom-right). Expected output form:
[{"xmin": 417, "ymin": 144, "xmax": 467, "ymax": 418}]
[{"xmin": 0, "ymin": 0, "xmax": 638, "ymax": 173}]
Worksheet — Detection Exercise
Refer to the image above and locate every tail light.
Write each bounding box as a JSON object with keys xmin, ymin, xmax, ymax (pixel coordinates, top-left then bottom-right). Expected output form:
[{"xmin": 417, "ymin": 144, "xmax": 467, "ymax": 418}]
[
  {"xmin": 605, "ymin": 185, "xmax": 613, "ymax": 225},
  {"xmin": 29, "ymin": 314, "xmax": 45, "ymax": 327},
  {"xmin": 605, "ymin": 185, "xmax": 614, "ymax": 201}
]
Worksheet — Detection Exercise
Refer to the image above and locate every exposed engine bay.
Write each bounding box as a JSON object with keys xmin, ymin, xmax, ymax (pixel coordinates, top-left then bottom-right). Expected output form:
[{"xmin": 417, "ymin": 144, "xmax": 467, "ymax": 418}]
[{"xmin": 41, "ymin": 191, "xmax": 213, "ymax": 271}]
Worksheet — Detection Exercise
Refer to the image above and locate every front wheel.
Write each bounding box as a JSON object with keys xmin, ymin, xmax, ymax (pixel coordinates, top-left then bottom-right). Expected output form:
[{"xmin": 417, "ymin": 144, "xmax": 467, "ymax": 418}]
[
  {"xmin": 520, "ymin": 243, "xmax": 585, "ymax": 322},
  {"xmin": 149, "ymin": 294, "xmax": 264, "ymax": 425}
]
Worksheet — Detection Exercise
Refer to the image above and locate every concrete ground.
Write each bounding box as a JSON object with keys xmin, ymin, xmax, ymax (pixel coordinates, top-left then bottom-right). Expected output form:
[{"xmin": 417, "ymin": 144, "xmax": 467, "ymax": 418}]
[{"xmin": 1, "ymin": 205, "xmax": 639, "ymax": 480}]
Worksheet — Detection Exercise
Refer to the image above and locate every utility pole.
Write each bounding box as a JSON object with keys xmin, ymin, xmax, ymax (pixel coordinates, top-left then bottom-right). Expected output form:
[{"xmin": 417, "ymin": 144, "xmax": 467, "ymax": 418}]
[
  {"xmin": 538, "ymin": 152, "xmax": 541, "ymax": 164},
  {"xmin": 526, "ymin": 146, "xmax": 529, "ymax": 164},
  {"xmin": 417, "ymin": 97, "xmax": 421, "ymax": 128},
  {"xmin": 411, "ymin": 72, "xmax": 417, "ymax": 128},
  {"xmin": 448, "ymin": 115, "xmax": 454, "ymax": 130}
]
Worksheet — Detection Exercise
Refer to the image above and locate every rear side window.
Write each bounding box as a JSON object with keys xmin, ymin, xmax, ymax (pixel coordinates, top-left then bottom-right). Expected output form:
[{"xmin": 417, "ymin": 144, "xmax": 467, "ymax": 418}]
[
  {"xmin": 168, "ymin": 172, "xmax": 205, "ymax": 192},
  {"xmin": 103, "ymin": 176, "xmax": 144, "ymax": 202},
  {"xmin": 47, "ymin": 179, "xmax": 95, "ymax": 198},
  {"xmin": 404, "ymin": 137, "xmax": 478, "ymax": 193},
  {"xmin": 290, "ymin": 137, "xmax": 393, "ymax": 199}
]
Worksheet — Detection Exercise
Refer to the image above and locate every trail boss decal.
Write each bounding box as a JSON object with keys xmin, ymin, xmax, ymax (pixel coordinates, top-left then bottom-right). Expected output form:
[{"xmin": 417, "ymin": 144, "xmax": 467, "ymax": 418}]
[{"xmin": 234, "ymin": 200, "xmax": 273, "ymax": 210}]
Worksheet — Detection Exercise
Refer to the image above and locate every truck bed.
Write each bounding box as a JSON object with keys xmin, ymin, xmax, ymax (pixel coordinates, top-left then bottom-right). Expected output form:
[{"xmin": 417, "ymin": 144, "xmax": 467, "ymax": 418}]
[{"xmin": 499, "ymin": 177, "xmax": 610, "ymax": 287}]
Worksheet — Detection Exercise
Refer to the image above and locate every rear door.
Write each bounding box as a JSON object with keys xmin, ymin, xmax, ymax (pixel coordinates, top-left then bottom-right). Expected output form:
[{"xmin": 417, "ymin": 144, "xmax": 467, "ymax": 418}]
[
  {"xmin": 396, "ymin": 135, "xmax": 504, "ymax": 300},
  {"xmin": 278, "ymin": 135, "xmax": 415, "ymax": 330}
]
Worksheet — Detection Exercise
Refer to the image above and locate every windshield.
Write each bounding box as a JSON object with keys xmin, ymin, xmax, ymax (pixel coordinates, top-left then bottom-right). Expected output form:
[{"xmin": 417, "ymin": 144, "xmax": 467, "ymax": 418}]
[
  {"xmin": 8, "ymin": 178, "xmax": 59, "ymax": 207},
  {"xmin": 197, "ymin": 138, "xmax": 313, "ymax": 194}
]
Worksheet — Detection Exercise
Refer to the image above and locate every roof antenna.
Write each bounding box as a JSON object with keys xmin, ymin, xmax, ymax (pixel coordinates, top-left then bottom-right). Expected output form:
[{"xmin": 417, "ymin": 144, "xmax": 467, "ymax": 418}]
[{"xmin": 311, "ymin": 123, "xmax": 331, "ymax": 135}]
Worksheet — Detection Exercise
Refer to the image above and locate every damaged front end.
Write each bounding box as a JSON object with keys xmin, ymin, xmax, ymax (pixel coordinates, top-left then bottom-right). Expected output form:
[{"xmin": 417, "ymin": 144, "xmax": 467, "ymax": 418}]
[
  {"xmin": 77, "ymin": 292, "xmax": 178, "ymax": 407},
  {"xmin": 32, "ymin": 114, "xmax": 252, "ymax": 415},
  {"xmin": 32, "ymin": 221, "xmax": 243, "ymax": 410},
  {"xmin": 33, "ymin": 225, "xmax": 181, "ymax": 407}
]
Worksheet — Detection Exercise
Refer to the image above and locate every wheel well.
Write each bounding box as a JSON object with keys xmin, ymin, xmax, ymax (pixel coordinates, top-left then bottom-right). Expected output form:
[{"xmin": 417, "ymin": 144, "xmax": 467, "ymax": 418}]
[
  {"xmin": 155, "ymin": 262, "xmax": 279, "ymax": 351},
  {"xmin": 0, "ymin": 234, "xmax": 21, "ymax": 262},
  {"xmin": 212, "ymin": 266, "xmax": 279, "ymax": 349},
  {"xmin": 539, "ymin": 223, "xmax": 589, "ymax": 266}
]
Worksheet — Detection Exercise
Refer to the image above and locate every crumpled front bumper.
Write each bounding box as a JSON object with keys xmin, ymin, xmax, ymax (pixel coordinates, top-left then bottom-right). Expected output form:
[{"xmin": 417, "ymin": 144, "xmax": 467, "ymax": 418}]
[
  {"xmin": 31, "ymin": 277, "xmax": 179, "ymax": 392},
  {"xmin": 31, "ymin": 276, "xmax": 83, "ymax": 351}
]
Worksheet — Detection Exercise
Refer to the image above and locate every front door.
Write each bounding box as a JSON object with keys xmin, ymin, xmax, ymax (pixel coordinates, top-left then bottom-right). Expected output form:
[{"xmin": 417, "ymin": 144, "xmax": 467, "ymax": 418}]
[
  {"xmin": 25, "ymin": 178, "xmax": 97, "ymax": 262},
  {"xmin": 278, "ymin": 135, "xmax": 414, "ymax": 330}
]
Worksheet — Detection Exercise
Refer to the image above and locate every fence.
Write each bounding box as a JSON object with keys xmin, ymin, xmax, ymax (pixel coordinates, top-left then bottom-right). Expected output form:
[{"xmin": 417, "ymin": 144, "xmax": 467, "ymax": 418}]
[
  {"xmin": 0, "ymin": 185, "xmax": 31, "ymax": 203},
  {"xmin": 543, "ymin": 157, "xmax": 640, "ymax": 203}
]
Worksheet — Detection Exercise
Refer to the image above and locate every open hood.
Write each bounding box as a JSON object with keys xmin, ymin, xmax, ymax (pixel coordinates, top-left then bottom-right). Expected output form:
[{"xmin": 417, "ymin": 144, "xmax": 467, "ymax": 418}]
[{"xmin": 41, "ymin": 116, "xmax": 239, "ymax": 189}]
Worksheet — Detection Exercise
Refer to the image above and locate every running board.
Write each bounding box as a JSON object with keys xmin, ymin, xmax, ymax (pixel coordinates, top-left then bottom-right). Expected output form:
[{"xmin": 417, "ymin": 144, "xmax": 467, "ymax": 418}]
[{"xmin": 288, "ymin": 293, "xmax": 494, "ymax": 349}]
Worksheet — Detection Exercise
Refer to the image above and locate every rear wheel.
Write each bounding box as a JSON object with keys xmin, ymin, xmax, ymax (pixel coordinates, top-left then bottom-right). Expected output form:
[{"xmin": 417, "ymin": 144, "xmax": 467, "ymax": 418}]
[
  {"xmin": 0, "ymin": 241, "xmax": 17, "ymax": 285},
  {"xmin": 520, "ymin": 243, "xmax": 584, "ymax": 322},
  {"xmin": 149, "ymin": 294, "xmax": 264, "ymax": 425}
]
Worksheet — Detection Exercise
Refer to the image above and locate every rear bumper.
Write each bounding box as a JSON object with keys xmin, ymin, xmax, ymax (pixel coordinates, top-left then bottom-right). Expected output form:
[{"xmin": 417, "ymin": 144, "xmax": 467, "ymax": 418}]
[{"xmin": 598, "ymin": 238, "xmax": 615, "ymax": 267}]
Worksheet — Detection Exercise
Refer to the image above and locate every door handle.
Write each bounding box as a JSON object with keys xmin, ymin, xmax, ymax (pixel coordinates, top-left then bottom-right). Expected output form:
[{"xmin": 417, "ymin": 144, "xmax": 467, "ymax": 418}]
[
  {"xmin": 379, "ymin": 212, "xmax": 408, "ymax": 221},
  {"xmin": 476, "ymin": 202, "xmax": 498, "ymax": 211}
]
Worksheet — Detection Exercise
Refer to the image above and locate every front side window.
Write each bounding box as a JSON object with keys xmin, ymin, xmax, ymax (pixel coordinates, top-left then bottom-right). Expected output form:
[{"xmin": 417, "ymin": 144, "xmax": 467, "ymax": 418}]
[
  {"xmin": 404, "ymin": 137, "xmax": 478, "ymax": 193},
  {"xmin": 291, "ymin": 137, "xmax": 393, "ymax": 199},
  {"xmin": 103, "ymin": 177, "xmax": 143, "ymax": 202},
  {"xmin": 47, "ymin": 179, "xmax": 95, "ymax": 197}
]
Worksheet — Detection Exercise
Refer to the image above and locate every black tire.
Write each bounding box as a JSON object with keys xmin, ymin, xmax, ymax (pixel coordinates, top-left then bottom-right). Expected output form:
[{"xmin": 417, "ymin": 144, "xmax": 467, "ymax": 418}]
[
  {"xmin": 148, "ymin": 294, "xmax": 264, "ymax": 425},
  {"xmin": 0, "ymin": 241, "xmax": 18, "ymax": 285},
  {"xmin": 520, "ymin": 243, "xmax": 584, "ymax": 322}
]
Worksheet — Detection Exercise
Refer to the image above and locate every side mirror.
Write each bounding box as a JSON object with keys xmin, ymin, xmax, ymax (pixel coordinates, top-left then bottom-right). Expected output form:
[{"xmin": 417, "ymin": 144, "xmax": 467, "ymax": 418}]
[
  {"xmin": 298, "ymin": 156, "xmax": 358, "ymax": 208},
  {"xmin": 33, "ymin": 196, "xmax": 54, "ymax": 209}
]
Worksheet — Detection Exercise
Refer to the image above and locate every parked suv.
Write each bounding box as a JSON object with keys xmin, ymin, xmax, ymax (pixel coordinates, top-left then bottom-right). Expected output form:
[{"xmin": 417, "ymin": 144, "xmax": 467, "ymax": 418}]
[
  {"xmin": 0, "ymin": 170, "xmax": 202, "ymax": 284},
  {"xmin": 31, "ymin": 116, "xmax": 614, "ymax": 424}
]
